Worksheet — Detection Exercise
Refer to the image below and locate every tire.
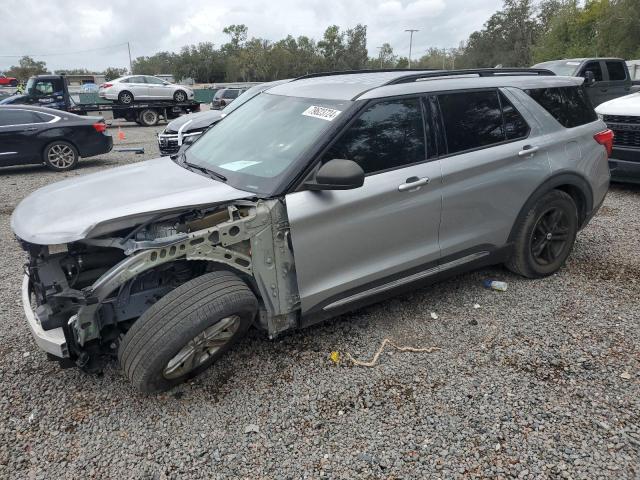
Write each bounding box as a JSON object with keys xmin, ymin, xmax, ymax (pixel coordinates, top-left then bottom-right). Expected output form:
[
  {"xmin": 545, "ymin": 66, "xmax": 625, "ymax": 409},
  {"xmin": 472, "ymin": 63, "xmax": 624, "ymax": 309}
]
[
  {"xmin": 506, "ymin": 190, "xmax": 578, "ymax": 278},
  {"xmin": 9, "ymin": 80, "xmax": 18, "ymax": 87},
  {"xmin": 43, "ymin": 141, "xmax": 79, "ymax": 171},
  {"xmin": 173, "ymin": 90, "xmax": 187, "ymax": 102},
  {"xmin": 118, "ymin": 90, "xmax": 134, "ymax": 105},
  {"xmin": 138, "ymin": 108, "xmax": 159, "ymax": 126},
  {"xmin": 118, "ymin": 271, "xmax": 258, "ymax": 393}
]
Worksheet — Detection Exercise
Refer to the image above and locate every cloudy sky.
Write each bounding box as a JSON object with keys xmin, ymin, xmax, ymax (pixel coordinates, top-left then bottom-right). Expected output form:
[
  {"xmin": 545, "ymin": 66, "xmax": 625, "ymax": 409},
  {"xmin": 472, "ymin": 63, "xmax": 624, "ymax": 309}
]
[{"xmin": 0, "ymin": 0, "xmax": 503, "ymax": 72}]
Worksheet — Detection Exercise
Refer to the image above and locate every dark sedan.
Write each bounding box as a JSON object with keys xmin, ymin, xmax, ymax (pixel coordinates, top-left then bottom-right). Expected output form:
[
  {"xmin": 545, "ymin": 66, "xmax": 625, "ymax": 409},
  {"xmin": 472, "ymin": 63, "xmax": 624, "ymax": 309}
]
[{"xmin": 0, "ymin": 105, "xmax": 112, "ymax": 171}]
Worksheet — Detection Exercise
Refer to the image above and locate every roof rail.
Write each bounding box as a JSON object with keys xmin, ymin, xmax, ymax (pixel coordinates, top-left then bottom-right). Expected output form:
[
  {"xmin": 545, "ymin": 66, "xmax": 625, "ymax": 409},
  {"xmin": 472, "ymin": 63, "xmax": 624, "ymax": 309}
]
[
  {"xmin": 293, "ymin": 68, "xmax": 435, "ymax": 81},
  {"xmin": 387, "ymin": 68, "xmax": 555, "ymax": 84}
]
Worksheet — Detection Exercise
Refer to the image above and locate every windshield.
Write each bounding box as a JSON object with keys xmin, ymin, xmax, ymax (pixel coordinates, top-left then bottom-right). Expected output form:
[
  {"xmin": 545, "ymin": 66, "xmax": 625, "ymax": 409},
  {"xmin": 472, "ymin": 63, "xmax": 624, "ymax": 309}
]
[
  {"xmin": 26, "ymin": 78, "xmax": 63, "ymax": 96},
  {"xmin": 534, "ymin": 60, "xmax": 581, "ymax": 76},
  {"xmin": 185, "ymin": 93, "xmax": 352, "ymax": 194}
]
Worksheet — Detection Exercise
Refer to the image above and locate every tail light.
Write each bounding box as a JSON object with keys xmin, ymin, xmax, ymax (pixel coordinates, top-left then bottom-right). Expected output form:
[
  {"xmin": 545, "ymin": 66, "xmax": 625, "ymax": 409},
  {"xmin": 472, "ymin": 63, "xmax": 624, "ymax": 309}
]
[
  {"xmin": 93, "ymin": 122, "xmax": 107, "ymax": 133},
  {"xmin": 594, "ymin": 129, "xmax": 614, "ymax": 157},
  {"xmin": 100, "ymin": 83, "xmax": 113, "ymax": 89}
]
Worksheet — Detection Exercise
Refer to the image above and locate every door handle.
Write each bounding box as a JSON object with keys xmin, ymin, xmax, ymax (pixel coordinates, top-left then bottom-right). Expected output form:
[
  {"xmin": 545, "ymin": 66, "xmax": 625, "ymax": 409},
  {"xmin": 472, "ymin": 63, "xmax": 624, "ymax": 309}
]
[
  {"xmin": 23, "ymin": 127, "xmax": 38, "ymax": 132},
  {"xmin": 600, "ymin": 89, "xmax": 608, "ymax": 93},
  {"xmin": 398, "ymin": 176, "xmax": 430, "ymax": 192},
  {"xmin": 518, "ymin": 145, "xmax": 539, "ymax": 157}
]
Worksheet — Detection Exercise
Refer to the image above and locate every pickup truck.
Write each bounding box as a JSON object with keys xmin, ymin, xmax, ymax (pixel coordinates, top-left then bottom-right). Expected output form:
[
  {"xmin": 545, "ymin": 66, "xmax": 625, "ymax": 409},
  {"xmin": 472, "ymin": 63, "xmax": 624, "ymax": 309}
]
[
  {"xmin": 595, "ymin": 92, "xmax": 640, "ymax": 183},
  {"xmin": 532, "ymin": 58, "xmax": 640, "ymax": 106}
]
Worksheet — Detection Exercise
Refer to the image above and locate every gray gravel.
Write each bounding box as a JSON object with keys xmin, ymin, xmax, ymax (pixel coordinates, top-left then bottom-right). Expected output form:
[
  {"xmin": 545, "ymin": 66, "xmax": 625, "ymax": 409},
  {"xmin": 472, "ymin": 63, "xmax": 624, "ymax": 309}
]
[{"xmin": 0, "ymin": 125, "xmax": 638, "ymax": 479}]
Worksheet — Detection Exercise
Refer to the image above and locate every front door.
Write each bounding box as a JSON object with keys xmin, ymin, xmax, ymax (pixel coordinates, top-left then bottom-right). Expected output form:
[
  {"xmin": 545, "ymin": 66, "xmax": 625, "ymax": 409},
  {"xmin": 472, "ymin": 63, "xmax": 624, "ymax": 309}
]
[
  {"xmin": 146, "ymin": 76, "xmax": 172, "ymax": 99},
  {"xmin": 0, "ymin": 109, "xmax": 44, "ymax": 166},
  {"xmin": 286, "ymin": 96, "xmax": 442, "ymax": 314},
  {"xmin": 604, "ymin": 60, "xmax": 632, "ymax": 103}
]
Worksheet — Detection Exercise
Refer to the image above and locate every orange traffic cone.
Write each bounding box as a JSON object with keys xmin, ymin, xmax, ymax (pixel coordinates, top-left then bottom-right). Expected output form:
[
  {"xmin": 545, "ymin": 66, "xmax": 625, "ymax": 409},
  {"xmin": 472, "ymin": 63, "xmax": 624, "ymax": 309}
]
[{"xmin": 117, "ymin": 127, "xmax": 126, "ymax": 141}]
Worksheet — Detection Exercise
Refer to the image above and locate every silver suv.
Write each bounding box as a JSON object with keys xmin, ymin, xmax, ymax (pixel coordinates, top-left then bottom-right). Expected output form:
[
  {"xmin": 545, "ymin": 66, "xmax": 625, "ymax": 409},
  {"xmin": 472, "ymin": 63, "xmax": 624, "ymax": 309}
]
[{"xmin": 12, "ymin": 69, "xmax": 611, "ymax": 393}]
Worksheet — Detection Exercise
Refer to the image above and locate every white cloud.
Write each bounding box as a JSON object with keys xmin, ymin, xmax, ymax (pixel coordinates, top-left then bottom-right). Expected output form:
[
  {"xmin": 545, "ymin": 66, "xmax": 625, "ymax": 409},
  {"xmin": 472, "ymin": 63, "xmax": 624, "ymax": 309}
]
[{"xmin": 0, "ymin": 0, "xmax": 502, "ymax": 72}]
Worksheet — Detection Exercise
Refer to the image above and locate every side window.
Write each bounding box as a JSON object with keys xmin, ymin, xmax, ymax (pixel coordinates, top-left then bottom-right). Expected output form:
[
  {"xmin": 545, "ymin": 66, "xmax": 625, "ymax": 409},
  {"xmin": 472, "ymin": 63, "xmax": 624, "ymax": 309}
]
[
  {"xmin": 322, "ymin": 97, "xmax": 426, "ymax": 175},
  {"xmin": 146, "ymin": 77, "xmax": 164, "ymax": 85},
  {"xmin": 500, "ymin": 92, "xmax": 530, "ymax": 140},
  {"xmin": 438, "ymin": 90, "xmax": 504, "ymax": 154},
  {"xmin": 34, "ymin": 112, "xmax": 55, "ymax": 123},
  {"xmin": 526, "ymin": 87, "xmax": 597, "ymax": 128},
  {"xmin": 129, "ymin": 76, "xmax": 145, "ymax": 83},
  {"xmin": 581, "ymin": 61, "xmax": 603, "ymax": 82},
  {"xmin": 0, "ymin": 110, "xmax": 40, "ymax": 126},
  {"xmin": 606, "ymin": 61, "xmax": 627, "ymax": 81}
]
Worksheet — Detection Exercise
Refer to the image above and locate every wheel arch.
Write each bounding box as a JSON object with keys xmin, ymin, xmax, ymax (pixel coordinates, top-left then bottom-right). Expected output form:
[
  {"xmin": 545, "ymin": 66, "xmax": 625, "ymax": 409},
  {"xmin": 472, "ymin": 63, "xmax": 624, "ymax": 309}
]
[
  {"xmin": 42, "ymin": 137, "xmax": 80, "ymax": 159},
  {"xmin": 508, "ymin": 172, "xmax": 594, "ymax": 243}
]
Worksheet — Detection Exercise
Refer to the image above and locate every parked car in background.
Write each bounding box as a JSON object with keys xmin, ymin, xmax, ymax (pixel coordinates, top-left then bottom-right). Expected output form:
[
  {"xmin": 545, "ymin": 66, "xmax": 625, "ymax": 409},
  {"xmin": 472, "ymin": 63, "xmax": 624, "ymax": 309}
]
[
  {"xmin": 158, "ymin": 80, "xmax": 291, "ymax": 156},
  {"xmin": 532, "ymin": 58, "xmax": 640, "ymax": 106},
  {"xmin": 0, "ymin": 74, "xmax": 18, "ymax": 87},
  {"xmin": 0, "ymin": 105, "xmax": 112, "ymax": 171},
  {"xmin": 99, "ymin": 75, "xmax": 195, "ymax": 105},
  {"xmin": 211, "ymin": 87, "xmax": 247, "ymax": 109},
  {"xmin": 12, "ymin": 68, "xmax": 610, "ymax": 393},
  {"xmin": 596, "ymin": 92, "xmax": 640, "ymax": 183}
]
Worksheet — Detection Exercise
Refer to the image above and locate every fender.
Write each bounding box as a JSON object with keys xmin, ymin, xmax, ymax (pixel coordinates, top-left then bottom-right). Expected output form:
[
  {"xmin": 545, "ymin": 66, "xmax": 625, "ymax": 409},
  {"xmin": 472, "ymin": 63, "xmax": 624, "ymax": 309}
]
[{"xmin": 508, "ymin": 171, "xmax": 594, "ymax": 243}]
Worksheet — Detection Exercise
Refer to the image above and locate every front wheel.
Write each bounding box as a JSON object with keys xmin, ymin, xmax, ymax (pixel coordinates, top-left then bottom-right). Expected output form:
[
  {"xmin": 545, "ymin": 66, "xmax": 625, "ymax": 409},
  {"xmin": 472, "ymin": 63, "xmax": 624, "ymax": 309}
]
[
  {"xmin": 43, "ymin": 141, "xmax": 79, "ymax": 171},
  {"xmin": 118, "ymin": 90, "xmax": 134, "ymax": 105},
  {"xmin": 506, "ymin": 190, "xmax": 578, "ymax": 278},
  {"xmin": 9, "ymin": 80, "xmax": 18, "ymax": 87},
  {"xmin": 173, "ymin": 90, "xmax": 187, "ymax": 102},
  {"xmin": 118, "ymin": 271, "xmax": 257, "ymax": 393}
]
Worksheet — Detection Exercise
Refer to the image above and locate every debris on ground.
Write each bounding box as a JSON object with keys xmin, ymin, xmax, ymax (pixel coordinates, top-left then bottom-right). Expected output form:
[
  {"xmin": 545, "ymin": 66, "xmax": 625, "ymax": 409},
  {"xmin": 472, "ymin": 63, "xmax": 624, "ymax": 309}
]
[
  {"xmin": 329, "ymin": 351, "xmax": 341, "ymax": 365},
  {"xmin": 345, "ymin": 338, "xmax": 440, "ymax": 367},
  {"xmin": 482, "ymin": 279, "xmax": 508, "ymax": 291},
  {"xmin": 244, "ymin": 424, "xmax": 260, "ymax": 434},
  {"xmin": 430, "ymin": 312, "xmax": 439, "ymax": 320}
]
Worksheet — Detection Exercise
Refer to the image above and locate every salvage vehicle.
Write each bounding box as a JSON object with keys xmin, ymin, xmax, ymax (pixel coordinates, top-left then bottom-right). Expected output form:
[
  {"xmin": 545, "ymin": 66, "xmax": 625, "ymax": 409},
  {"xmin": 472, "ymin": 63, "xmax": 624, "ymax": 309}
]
[
  {"xmin": 0, "ymin": 105, "xmax": 112, "ymax": 171},
  {"xmin": 0, "ymin": 75, "xmax": 200, "ymax": 126},
  {"xmin": 211, "ymin": 87, "xmax": 247, "ymax": 110},
  {"xmin": 596, "ymin": 92, "xmax": 640, "ymax": 182},
  {"xmin": 0, "ymin": 74, "xmax": 18, "ymax": 87},
  {"xmin": 12, "ymin": 68, "xmax": 610, "ymax": 393},
  {"xmin": 157, "ymin": 80, "xmax": 290, "ymax": 156},
  {"xmin": 99, "ymin": 75, "xmax": 195, "ymax": 104},
  {"xmin": 532, "ymin": 58, "xmax": 640, "ymax": 106}
]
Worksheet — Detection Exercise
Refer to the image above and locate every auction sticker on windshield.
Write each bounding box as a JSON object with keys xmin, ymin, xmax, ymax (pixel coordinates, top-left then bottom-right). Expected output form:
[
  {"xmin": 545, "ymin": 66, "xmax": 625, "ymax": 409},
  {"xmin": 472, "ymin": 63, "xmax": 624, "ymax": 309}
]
[{"xmin": 302, "ymin": 106, "xmax": 342, "ymax": 121}]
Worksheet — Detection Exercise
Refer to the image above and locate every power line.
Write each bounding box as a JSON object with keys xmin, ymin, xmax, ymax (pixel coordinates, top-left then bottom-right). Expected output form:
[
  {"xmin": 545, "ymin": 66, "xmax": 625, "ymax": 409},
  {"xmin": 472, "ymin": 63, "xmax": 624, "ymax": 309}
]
[{"xmin": 0, "ymin": 42, "xmax": 130, "ymax": 58}]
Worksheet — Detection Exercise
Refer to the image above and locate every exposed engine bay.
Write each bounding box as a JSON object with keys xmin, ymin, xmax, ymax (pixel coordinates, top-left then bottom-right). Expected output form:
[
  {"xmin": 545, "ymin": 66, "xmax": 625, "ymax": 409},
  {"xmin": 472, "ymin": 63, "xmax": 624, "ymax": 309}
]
[{"xmin": 21, "ymin": 199, "xmax": 300, "ymax": 370}]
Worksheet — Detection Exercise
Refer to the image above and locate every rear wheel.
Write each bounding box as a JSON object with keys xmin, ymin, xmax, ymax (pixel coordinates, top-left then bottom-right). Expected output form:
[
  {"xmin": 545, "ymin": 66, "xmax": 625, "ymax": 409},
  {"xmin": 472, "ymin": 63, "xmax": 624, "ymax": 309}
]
[
  {"xmin": 118, "ymin": 90, "xmax": 133, "ymax": 105},
  {"xmin": 506, "ymin": 190, "xmax": 578, "ymax": 278},
  {"xmin": 118, "ymin": 271, "xmax": 257, "ymax": 393},
  {"xmin": 43, "ymin": 141, "xmax": 79, "ymax": 171},
  {"xmin": 173, "ymin": 90, "xmax": 187, "ymax": 102},
  {"xmin": 9, "ymin": 79, "xmax": 18, "ymax": 87},
  {"xmin": 138, "ymin": 108, "xmax": 159, "ymax": 126}
]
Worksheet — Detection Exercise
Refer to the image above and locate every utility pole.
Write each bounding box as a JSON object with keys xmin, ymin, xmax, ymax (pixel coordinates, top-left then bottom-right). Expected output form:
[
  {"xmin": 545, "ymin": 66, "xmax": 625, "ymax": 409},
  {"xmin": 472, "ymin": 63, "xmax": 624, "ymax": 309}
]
[
  {"xmin": 405, "ymin": 29, "xmax": 419, "ymax": 68},
  {"xmin": 376, "ymin": 46, "xmax": 383, "ymax": 68},
  {"xmin": 127, "ymin": 42, "xmax": 133, "ymax": 73}
]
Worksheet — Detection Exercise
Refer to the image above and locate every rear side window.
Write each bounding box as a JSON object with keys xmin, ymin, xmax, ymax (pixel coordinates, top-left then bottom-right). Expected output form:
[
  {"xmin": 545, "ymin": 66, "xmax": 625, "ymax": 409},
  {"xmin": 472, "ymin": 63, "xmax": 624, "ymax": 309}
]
[
  {"xmin": 438, "ymin": 90, "xmax": 504, "ymax": 154},
  {"xmin": 606, "ymin": 61, "xmax": 627, "ymax": 81},
  {"xmin": 527, "ymin": 87, "xmax": 597, "ymax": 128},
  {"xmin": 223, "ymin": 90, "xmax": 239, "ymax": 99},
  {"xmin": 323, "ymin": 97, "xmax": 426, "ymax": 174},
  {"xmin": 581, "ymin": 61, "xmax": 603, "ymax": 81},
  {"xmin": 0, "ymin": 110, "xmax": 40, "ymax": 126},
  {"xmin": 501, "ymin": 92, "xmax": 530, "ymax": 140}
]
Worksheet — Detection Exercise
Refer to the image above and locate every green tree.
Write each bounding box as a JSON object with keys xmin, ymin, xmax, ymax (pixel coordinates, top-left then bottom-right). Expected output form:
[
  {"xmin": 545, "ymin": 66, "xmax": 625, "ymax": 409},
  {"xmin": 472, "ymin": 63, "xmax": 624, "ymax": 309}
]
[
  {"xmin": 5, "ymin": 56, "xmax": 48, "ymax": 80},
  {"xmin": 103, "ymin": 67, "xmax": 128, "ymax": 81}
]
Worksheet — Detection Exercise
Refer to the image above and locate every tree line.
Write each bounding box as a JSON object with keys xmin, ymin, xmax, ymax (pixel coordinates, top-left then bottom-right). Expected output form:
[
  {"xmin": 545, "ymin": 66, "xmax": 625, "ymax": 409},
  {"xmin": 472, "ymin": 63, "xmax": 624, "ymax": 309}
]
[{"xmin": 3, "ymin": 0, "xmax": 639, "ymax": 83}]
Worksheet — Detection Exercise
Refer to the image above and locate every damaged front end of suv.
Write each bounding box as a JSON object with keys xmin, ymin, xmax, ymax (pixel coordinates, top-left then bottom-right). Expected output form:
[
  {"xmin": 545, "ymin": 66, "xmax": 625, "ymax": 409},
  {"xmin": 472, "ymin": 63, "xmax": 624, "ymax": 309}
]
[{"xmin": 13, "ymin": 160, "xmax": 300, "ymax": 375}]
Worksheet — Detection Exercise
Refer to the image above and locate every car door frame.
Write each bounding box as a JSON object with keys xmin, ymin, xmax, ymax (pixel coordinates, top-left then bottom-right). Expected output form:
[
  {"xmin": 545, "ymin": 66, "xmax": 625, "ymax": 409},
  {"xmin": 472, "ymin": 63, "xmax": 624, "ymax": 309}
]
[
  {"xmin": 603, "ymin": 60, "xmax": 632, "ymax": 101},
  {"xmin": 285, "ymin": 93, "xmax": 446, "ymax": 324}
]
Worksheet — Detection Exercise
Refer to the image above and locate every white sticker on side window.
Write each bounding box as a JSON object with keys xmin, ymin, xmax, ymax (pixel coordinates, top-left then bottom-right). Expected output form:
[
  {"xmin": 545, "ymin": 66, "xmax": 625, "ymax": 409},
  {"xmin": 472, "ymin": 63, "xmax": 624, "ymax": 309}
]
[
  {"xmin": 302, "ymin": 105, "xmax": 342, "ymax": 121},
  {"xmin": 219, "ymin": 160, "xmax": 260, "ymax": 171}
]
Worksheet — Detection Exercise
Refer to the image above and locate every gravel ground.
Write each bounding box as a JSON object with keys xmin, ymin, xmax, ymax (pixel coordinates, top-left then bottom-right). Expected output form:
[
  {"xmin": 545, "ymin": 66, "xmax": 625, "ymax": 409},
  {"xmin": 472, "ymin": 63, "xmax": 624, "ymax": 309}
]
[{"xmin": 0, "ymin": 125, "xmax": 638, "ymax": 479}]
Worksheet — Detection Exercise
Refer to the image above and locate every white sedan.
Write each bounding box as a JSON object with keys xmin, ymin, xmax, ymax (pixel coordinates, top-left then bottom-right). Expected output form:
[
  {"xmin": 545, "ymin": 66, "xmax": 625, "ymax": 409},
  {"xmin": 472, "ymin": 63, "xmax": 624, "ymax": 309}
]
[{"xmin": 99, "ymin": 75, "xmax": 194, "ymax": 104}]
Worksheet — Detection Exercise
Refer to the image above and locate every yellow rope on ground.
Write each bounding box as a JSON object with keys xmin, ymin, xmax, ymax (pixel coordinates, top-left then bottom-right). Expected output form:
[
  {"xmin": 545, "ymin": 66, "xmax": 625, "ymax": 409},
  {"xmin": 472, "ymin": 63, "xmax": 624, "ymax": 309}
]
[{"xmin": 344, "ymin": 338, "xmax": 441, "ymax": 367}]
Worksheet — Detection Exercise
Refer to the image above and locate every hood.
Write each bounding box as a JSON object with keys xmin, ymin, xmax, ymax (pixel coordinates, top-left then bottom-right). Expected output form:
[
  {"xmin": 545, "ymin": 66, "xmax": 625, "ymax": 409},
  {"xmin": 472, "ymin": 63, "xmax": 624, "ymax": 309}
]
[
  {"xmin": 11, "ymin": 157, "xmax": 253, "ymax": 245},
  {"xmin": 0, "ymin": 94, "xmax": 27, "ymax": 105},
  {"xmin": 166, "ymin": 110, "xmax": 224, "ymax": 133},
  {"xmin": 595, "ymin": 92, "xmax": 640, "ymax": 116}
]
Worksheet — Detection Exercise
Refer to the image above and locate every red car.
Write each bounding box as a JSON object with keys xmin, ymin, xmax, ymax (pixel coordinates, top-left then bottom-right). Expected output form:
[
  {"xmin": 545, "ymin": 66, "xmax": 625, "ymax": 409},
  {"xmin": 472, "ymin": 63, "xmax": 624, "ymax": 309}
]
[{"xmin": 0, "ymin": 74, "xmax": 18, "ymax": 87}]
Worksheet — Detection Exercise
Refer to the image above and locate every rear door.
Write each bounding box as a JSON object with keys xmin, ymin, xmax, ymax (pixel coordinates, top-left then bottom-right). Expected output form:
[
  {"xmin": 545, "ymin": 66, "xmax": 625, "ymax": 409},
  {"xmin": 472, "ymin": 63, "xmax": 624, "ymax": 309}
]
[
  {"xmin": 434, "ymin": 89, "xmax": 550, "ymax": 259},
  {"xmin": 604, "ymin": 60, "xmax": 632, "ymax": 102},
  {"xmin": 286, "ymin": 96, "xmax": 442, "ymax": 313},
  {"xmin": 0, "ymin": 109, "xmax": 51, "ymax": 166}
]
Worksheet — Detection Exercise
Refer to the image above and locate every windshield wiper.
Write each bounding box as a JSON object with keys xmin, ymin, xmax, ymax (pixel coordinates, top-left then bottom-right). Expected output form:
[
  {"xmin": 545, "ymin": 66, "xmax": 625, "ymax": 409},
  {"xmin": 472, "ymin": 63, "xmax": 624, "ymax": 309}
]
[{"xmin": 175, "ymin": 153, "xmax": 227, "ymax": 182}]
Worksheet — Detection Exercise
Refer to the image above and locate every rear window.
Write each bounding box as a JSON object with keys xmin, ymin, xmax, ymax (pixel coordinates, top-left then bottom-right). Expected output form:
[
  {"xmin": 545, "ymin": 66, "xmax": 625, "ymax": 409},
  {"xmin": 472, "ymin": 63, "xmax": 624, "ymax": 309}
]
[
  {"xmin": 526, "ymin": 87, "xmax": 597, "ymax": 128},
  {"xmin": 606, "ymin": 61, "xmax": 627, "ymax": 81},
  {"xmin": 222, "ymin": 90, "xmax": 239, "ymax": 99}
]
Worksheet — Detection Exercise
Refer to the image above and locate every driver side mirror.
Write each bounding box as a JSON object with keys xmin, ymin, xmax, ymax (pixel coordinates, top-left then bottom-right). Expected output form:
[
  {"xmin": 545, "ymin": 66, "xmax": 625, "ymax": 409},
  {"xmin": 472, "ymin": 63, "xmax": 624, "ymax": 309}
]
[
  {"xmin": 305, "ymin": 159, "xmax": 365, "ymax": 191},
  {"xmin": 584, "ymin": 70, "xmax": 596, "ymax": 86}
]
